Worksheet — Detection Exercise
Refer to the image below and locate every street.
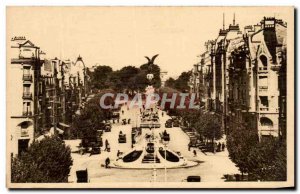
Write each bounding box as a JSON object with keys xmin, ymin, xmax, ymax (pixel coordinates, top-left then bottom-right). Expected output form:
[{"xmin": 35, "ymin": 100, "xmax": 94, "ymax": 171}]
[{"xmin": 66, "ymin": 105, "xmax": 240, "ymax": 183}]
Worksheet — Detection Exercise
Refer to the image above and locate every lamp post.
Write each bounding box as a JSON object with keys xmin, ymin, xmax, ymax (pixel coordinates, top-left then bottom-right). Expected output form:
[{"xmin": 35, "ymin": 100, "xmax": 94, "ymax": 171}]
[{"xmin": 162, "ymin": 136, "xmax": 169, "ymax": 182}]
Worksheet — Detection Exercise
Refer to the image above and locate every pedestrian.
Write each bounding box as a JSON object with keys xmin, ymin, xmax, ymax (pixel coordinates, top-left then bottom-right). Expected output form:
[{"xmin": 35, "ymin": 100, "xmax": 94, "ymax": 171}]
[
  {"xmin": 217, "ymin": 142, "xmax": 221, "ymax": 152},
  {"xmin": 128, "ymin": 118, "xmax": 131, "ymax": 124},
  {"xmin": 105, "ymin": 157, "xmax": 110, "ymax": 168},
  {"xmin": 222, "ymin": 142, "xmax": 225, "ymax": 151},
  {"xmin": 188, "ymin": 142, "xmax": 191, "ymax": 151},
  {"xmin": 213, "ymin": 142, "xmax": 217, "ymax": 153},
  {"xmin": 107, "ymin": 143, "xmax": 111, "ymax": 152},
  {"xmin": 117, "ymin": 150, "xmax": 121, "ymax": 157},
  {"xmin": 162, "ymin": 112, "xmax": 164, "ymax": 117},
  {"xmin": 122, "ymin": 110, "xmax": 124, "ymax": 115},
  {"xmin": 163, "ymin": 130, "xmax": 167, "ymax": 136},
  {"xmin": 104, "ymin": 139, "xmax": 108, "ymax": 151},
  {"xmin": 117, "ymin": 118, "xmax": 119, "ymax": 123},
  {"xmin": 193, "ymin": 150, "xmax": 197, "ymax": 157}
]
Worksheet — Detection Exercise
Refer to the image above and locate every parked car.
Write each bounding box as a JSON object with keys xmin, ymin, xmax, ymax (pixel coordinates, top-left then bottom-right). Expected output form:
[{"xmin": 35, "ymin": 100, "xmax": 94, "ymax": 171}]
[
  {"xmin": 187, "ymin": 176, "xmax": 201, "ymax": 182},
  {"xmin": 112, "ymin": 112, "xmax": 120, "ymax": 119},
  {"xmin": 165, "ymin": 119, "xmax": 173, "ymax": 128},
  {"xmin": 172, "ymin": 119, "xmax": 180, "ymax": 127},
  {"xmin": 91, "ymin": 146, "xmax": 101, "ymax": 155},
  {"xmin": 162, "ymin": 133, "xmax": 170, "ymax": 141},
  {"xmin": 76, "ymin": 169, "xmax": 88, "ymax": 183},
  {"xmin": 118, "ymin": 134, "xmax": 127, "ymax": 143}
]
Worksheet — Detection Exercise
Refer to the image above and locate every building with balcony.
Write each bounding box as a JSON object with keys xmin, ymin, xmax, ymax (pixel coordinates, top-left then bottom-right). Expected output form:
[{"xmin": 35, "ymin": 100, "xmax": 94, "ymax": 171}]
[
  {"xmin": 247, "ymin": 17, "xmax": 287, "ymax": 139},
  {"xmin": 8, "ymin": 36, "xmax": 44, "ymax": 156},
  {"xmin": 195, "ymin": 16, "xmax": 287, "ymax": 140}
]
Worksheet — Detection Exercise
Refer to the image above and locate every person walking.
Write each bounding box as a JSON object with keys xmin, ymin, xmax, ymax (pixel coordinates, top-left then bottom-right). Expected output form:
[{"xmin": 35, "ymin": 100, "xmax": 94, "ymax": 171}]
[
  {"xmin": 213, "ymin": 142, "xmax": 217, "ymax": 154},
  {"xmin": 222, "ymin": 142, "xmax": 225, "ymax": 151},
  {"xmin": 193, "ymin": 150, "xmax": 197, "ymax": 157},
  {"xmin": 105, "ymin": 157, "xmax": 110, "ymax": 168},
  {"xmin": 217, "ymin": 142, "xmax": 221, "ymax": 152},
  {"xmin": 104, "ymin": 139, "xmax": 108, "ymax": 151},
  {"xmin": 117, "ymin": 150, "xmax": 121, "ymax": 157}
]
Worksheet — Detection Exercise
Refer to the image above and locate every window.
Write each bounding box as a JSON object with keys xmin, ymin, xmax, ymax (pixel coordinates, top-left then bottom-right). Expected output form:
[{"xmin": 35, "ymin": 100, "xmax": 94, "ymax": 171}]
[
  {"xmin": 23, "ymin": 86, "xmax": 30, "ymax": 94},
  {"xmin": 23, "ymin": 67, "xmax": 30, "ymax": 75},
  {"xmin": 259, "ymin": 76, "xmax": 268, "ymax": 89},
  {"xmin": 260, "ymin": 96, "xmax": 269, "ymax": 107},
  {"xmin": 260, "ymin": 117, "xmax": 273, "ymax": 126},
  {"xmin": 259, "ymin": 55, "xmax": 268, "ymax": 70},
  {"xmin": 22, "ymin": 102, "xmax": 31, "ymax": 115}
]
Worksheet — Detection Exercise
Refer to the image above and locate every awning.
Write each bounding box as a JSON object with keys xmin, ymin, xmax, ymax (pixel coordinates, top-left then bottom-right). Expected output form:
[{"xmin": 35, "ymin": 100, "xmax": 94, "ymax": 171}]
[
  {"xmin": 50, "ymin": 127, "xmax": 64, "ymax": 135},
  {"xmin": 260, "ymin": 130, "xmax": 277, "ymax": 136},
  {"xmin": 59, "ymin": 122, "xmax": 70, "ymax": 128},
  {"xmin": 56, "ymin": 128, "xmax": 64, "ymax": 134}
]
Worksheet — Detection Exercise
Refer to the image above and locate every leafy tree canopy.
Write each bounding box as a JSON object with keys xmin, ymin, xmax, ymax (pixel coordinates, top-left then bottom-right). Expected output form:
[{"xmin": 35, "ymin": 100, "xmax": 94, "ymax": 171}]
[{"xmin": 11, "ymin": 136, "xmax": 73, "ymax": 183}]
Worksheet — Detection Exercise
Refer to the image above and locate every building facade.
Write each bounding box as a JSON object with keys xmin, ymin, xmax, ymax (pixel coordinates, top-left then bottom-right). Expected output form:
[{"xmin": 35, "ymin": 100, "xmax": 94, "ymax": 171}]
[
  {"xmin": 191, "ymin": 16, "xmax": 287, "ymax": 140},
  {"xmin": 8, "ymin": 37, "xmax": 89, "ymax": 156}
]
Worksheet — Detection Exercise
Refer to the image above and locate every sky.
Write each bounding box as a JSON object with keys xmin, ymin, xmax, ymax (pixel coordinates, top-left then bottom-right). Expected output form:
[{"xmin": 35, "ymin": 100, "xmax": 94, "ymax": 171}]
[{"xmin": 7, "ymin": 7, "xmax": 291, "ymax": 78}]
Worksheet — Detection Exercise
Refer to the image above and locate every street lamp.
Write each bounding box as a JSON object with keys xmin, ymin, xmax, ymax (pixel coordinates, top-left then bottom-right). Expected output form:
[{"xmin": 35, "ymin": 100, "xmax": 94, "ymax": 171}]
[{"xmin": 162, "ymin": 134, "xmax": 170, "ymax": 182}]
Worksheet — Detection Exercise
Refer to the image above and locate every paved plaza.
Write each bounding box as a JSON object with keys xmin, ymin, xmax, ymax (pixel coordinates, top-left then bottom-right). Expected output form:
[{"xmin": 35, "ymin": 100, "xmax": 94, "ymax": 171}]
[{"xmin": 66, "ymin": 105, "xmax": 240, "ymax": 183}]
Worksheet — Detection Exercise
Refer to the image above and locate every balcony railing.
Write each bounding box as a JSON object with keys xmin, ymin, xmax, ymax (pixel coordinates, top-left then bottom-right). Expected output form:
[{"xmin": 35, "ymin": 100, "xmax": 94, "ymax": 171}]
[
  {"xmin": 22, "ymin": 93, "xmax": 32, "ymax": 100},
  {"xmin": 271, "ymin": 64, "xmax": 280, "ymax": 71},
  {"xmin": 258, "ymin": 67, "xmax": 268, "ymax": 71},
  {"xmin": 20, "ymin": 130, "xmax": 29, "ymax": 137},
  {"xmin": 23, "ymin": 74, "xmax": 33, "ymax": 82},
  {"xmin": 259, "ymin": 86, "xmax": 268, "ymax": 93},
  {"xmin": 260, "ymin": 107, "xmax": 269, "ymax": 111},
  {"xmin": 11, "ymin": 57, "xmax": 35, "ymax": 64}
]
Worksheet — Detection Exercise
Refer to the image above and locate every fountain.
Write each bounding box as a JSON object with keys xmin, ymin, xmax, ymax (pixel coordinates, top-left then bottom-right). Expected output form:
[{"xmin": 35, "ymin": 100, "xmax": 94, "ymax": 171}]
[{"xmin": 112, "ymin": 55, "xmax": 198, "ymax": 169}]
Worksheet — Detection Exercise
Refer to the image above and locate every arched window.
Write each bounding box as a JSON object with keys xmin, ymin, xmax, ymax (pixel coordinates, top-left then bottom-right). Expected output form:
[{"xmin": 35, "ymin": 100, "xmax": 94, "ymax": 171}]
[
  {"xmin": 259, "ymin": 55, "xmax": 268, "ymax": 70},
  {"xmin": 260, "ymin": 117, "xmax": 273, "ymax": 126},
  {"xmin": 17, "ymin": 121, "xmax": 33, "ymax": 129}
]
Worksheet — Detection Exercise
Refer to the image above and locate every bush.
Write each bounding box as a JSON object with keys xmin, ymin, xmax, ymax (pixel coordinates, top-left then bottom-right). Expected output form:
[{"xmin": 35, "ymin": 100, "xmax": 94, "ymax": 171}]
[{"xmin": 11, "ymin": 136, "xmax": 73, "ymax": 183}]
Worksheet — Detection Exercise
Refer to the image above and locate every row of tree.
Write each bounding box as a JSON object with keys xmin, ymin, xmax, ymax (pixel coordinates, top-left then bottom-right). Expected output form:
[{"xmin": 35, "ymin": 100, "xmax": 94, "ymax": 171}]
[
  {"xmin": 71, "ymin": 90, "xmax": 115, "ymax": 139},
  {"xmin": 167, "ymin": 107, "xmax": 223, "ymax": 144},
  {"xmin": 165, "ymin": 71, "xmax": 191, "ymax": 92},
  {"xmin": 87, "ymin": 62, "xmax": 161, "ymax": 94},
  {"xmin": 227, "ymin": 125, "xmax": 287, "ymax": 181}
]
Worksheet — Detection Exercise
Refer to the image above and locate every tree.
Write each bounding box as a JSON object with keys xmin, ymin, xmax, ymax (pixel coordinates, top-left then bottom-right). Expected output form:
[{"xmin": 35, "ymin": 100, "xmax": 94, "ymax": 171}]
[
  {"xmin": 165, "ymin": 77, "xmax": 176, "ymax": 88},
  {"xmin": 118, "ymin": 66, "xmax": 140, "ymax": 93},
  {"xmin": 198, "ymin": 113, "xmax": 223, "ymax": 142},
  {"xmin": 174, "ymin": 71, "xmax": 192, "ymax": 92},
  {"xmin": 227, "ymin": 124, "xmax": 287, "ymax": 181},
  {"xmin": 108, "ymin": 70, "xmax": 123, "ymax": 92},
  {"xmin": 71, "ymin": 90, "xmax": 113, "ymax": 138},
  {"xmin": 164, "ymin": 71, "xmax": 192, "ymax": 92},
  {"xmin": 11, "ymin": 136, "xmax": 73, "ymax": 183},
  {"xmin": 90, "ymin": 65, "xmax": 113, "ymax": 90},
  {"xmin": 226, "ymin": 124, "xmax": 259, "ymax": 176}
]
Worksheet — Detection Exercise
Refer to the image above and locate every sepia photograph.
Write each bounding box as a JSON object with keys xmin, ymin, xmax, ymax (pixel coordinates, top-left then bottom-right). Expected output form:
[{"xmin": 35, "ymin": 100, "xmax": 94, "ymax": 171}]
[{"xmin": 6, "ymin": 6, "xmax": 294, "ymax": 189}]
